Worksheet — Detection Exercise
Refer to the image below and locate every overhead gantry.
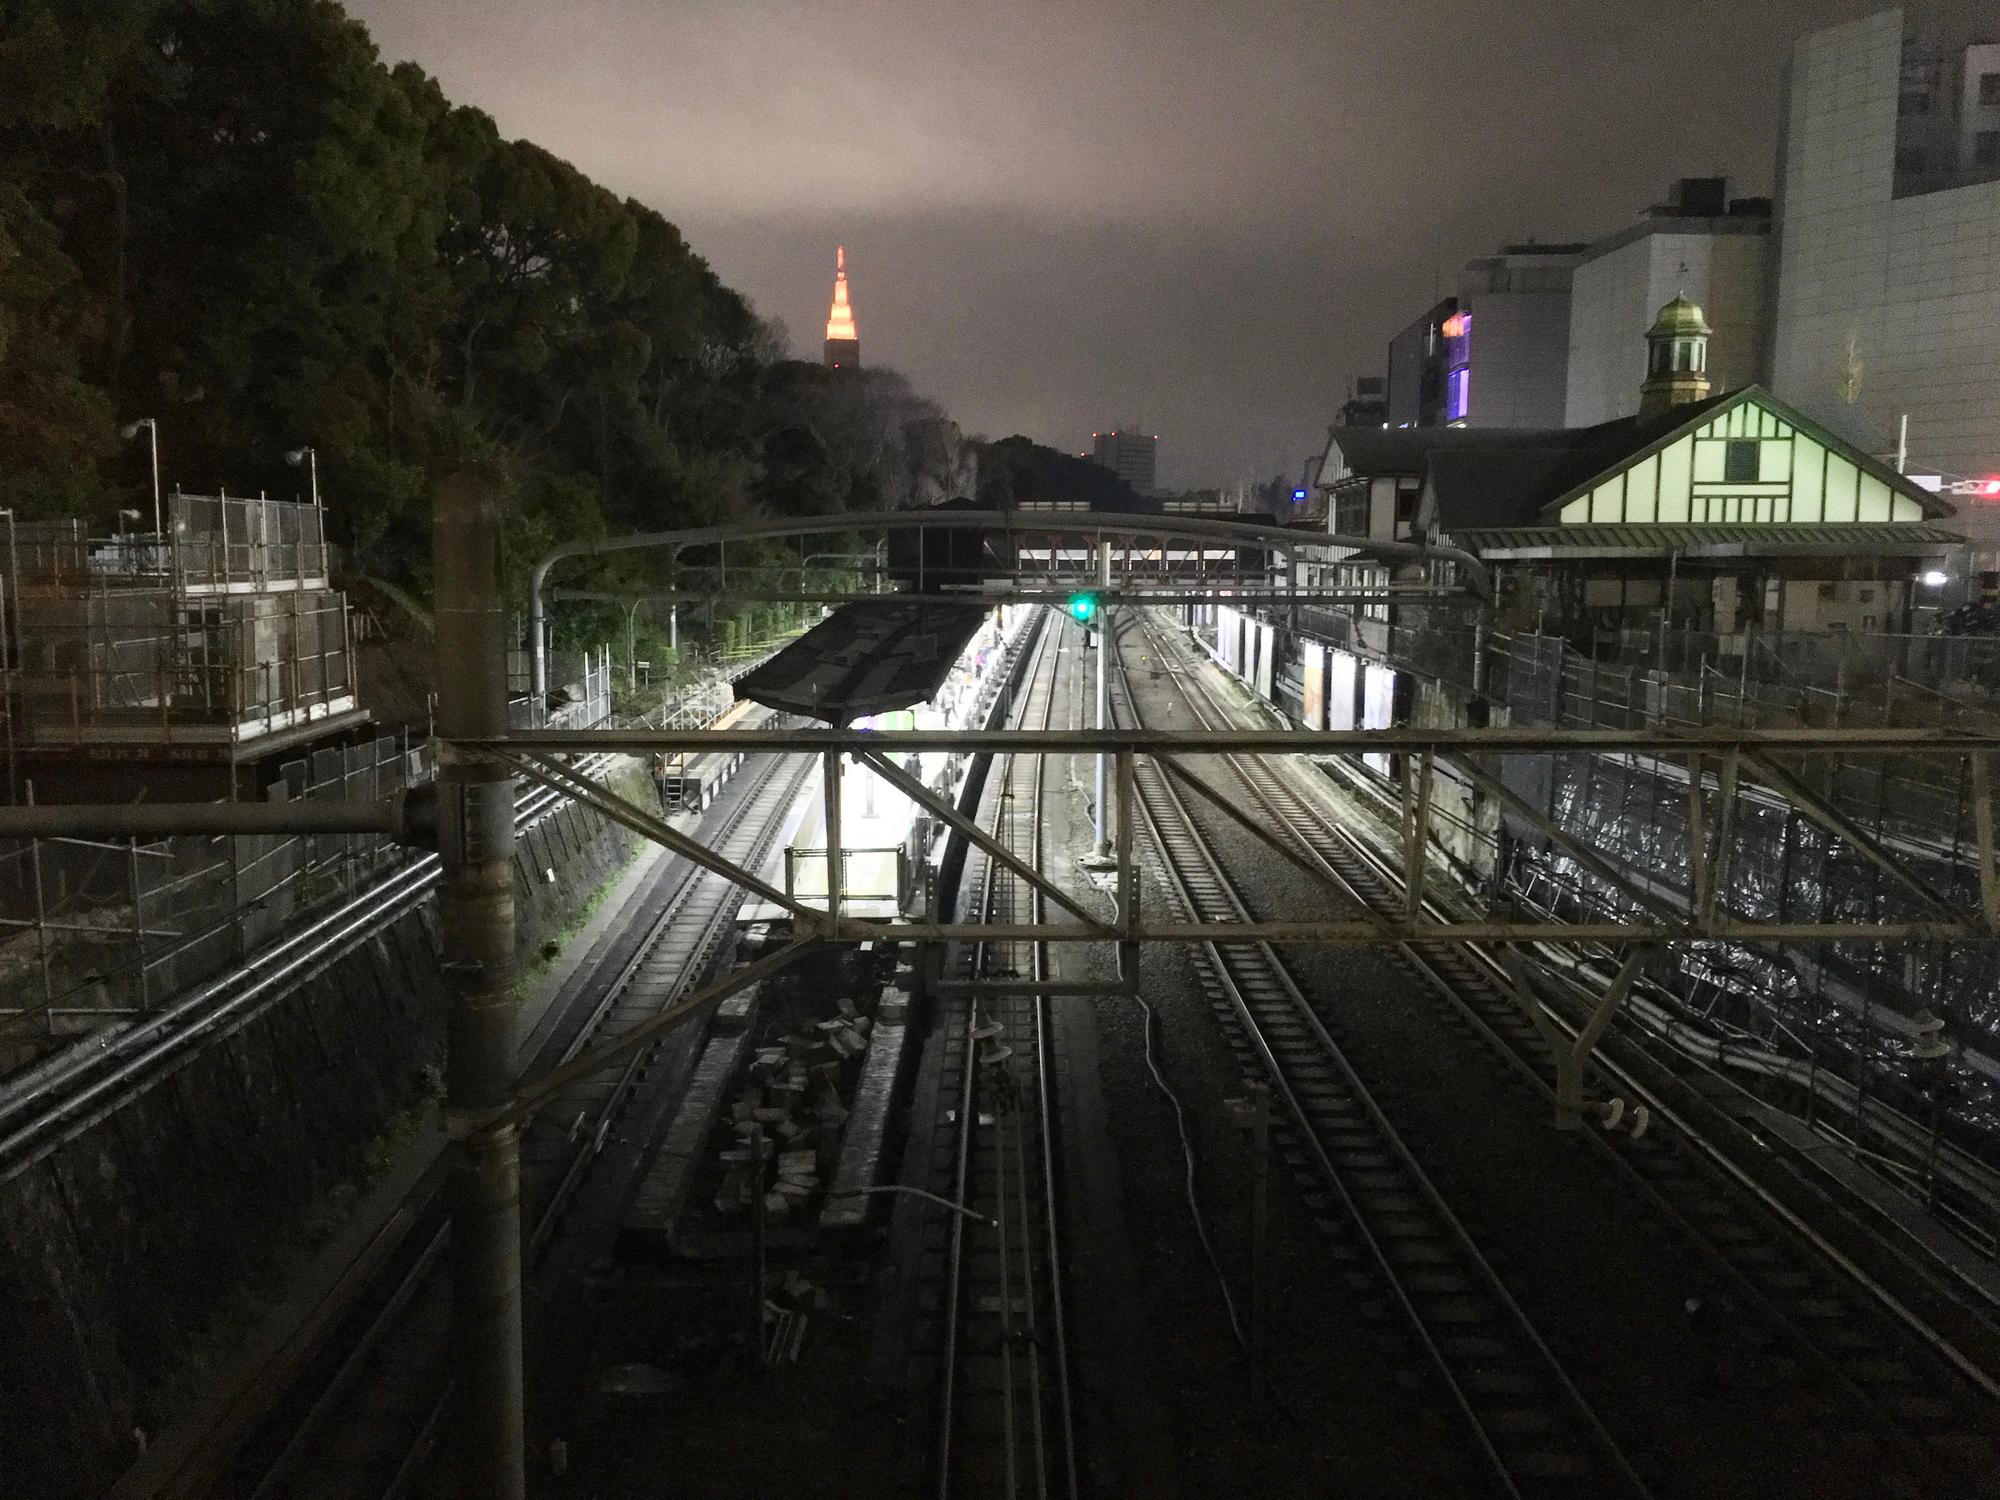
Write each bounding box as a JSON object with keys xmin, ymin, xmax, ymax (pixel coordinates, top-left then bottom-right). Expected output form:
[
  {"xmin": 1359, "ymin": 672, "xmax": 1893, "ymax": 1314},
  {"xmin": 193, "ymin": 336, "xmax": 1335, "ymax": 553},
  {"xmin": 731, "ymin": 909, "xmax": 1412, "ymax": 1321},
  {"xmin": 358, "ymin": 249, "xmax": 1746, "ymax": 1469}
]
[{"xmin": 524, "ymin": 508, "xmax": 1496, "ymax": 708}]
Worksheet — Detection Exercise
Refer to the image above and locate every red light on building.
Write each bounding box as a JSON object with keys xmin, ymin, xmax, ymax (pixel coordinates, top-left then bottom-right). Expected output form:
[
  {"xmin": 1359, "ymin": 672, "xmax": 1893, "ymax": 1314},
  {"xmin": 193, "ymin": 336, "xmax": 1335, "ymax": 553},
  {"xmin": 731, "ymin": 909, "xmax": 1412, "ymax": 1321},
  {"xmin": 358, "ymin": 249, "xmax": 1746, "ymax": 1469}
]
[{"xmin": 1983, "ymin": 479, "xmax": 2000, "ymax": 497}]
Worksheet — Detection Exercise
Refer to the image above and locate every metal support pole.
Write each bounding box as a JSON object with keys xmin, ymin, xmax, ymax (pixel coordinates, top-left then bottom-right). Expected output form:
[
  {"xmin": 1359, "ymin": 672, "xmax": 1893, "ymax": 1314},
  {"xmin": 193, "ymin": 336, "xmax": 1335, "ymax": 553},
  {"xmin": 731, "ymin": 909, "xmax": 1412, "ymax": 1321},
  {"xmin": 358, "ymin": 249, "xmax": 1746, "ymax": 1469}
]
[
  {"xmin": 27, "ymin": 784, "xmax": 51, "ymax": 1037},
  {"xmin": 1247, "ymin": 1079, "xmax": 1271, "ymax": 1410},
  {"xmin": 750, "ymin": 1124, "xmax": 768, "ymax": 1364},
  {"xmin": 1116, "ymin": 748, "xmax": 1138, "ymax": 988},
  {"xmin": 435, "ymin": 473, "xmax": 524, "ymax": 1500},
  {"xmin": 1094, "ymin": 543, "xmax": 1112, "ymax": 859},
  {"xmin": 128, "ymin": 836, "xmax": 146, "ymax": 1012},
  {"xmin": 823, "ymin": 746, "xmax": 843, "ymax": 936},
  {"xmin": 146, "ymin": 421, "xmax": 161, "ymax": 537}
]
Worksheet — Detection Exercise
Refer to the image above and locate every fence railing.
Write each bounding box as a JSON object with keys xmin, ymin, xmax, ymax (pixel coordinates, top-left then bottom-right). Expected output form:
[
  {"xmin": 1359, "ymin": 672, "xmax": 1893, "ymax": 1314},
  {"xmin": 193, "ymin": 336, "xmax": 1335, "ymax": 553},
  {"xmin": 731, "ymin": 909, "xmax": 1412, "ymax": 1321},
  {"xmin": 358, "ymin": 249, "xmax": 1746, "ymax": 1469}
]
[{"xmin": 0, "ymin": 733, "xmax": 429, "ymax": 1046}]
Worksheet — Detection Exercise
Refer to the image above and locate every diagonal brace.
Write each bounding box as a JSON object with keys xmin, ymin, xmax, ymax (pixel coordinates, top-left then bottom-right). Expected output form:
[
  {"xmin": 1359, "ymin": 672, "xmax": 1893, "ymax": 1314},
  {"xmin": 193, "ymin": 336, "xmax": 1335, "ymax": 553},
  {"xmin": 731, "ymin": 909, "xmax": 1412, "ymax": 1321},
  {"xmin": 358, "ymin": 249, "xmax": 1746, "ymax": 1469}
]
[
  {"xmin": 1158, "ymin": 755, "xmax": 1395, "ymax": 936},
  {"xmin": 1506, "ymin": 948, "xmax": 1645, "ymax": 1129},
  {"xmin": 855, "ymin": 749, "xmax": 1114, "ymax": 936},
  {"xmin": 1972, "ymin": 751, "xmax": 2000, "ymax": 934},
  {"xmin": 1452, "ymin": 753, "xmax": 1685, "ymax": 926},
  {"xmin": 1739, "ymin": 750, "xmax": 1960, "ymax": 922},
  {"xmin": 498, "ymin": 749, "xmax": 827, "ymax": 931},
  {"xmin": 1687, "ymin": 748, "xmax": 1741, "ymax": 926}
]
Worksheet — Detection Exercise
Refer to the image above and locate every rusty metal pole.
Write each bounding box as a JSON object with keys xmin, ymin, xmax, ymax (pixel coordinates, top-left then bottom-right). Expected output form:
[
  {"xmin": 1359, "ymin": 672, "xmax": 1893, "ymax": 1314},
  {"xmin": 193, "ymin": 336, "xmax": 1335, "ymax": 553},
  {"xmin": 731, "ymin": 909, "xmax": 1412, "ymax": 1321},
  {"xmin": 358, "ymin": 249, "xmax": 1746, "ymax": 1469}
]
[
  {"xmin": 435, "ymin": 473, "xmax": 525, "ymax": 1500},
  {"xmin": 749, "ymin": 1124, "xmax": 768, "ymax": 1365},
  {"xmin": 1248, "ymin": 1079, "xmax": 1271, "ymax": 1411},
  {"xmin": 1094, "ymin": 542, "xmax": 1112, "ymax": 859}
]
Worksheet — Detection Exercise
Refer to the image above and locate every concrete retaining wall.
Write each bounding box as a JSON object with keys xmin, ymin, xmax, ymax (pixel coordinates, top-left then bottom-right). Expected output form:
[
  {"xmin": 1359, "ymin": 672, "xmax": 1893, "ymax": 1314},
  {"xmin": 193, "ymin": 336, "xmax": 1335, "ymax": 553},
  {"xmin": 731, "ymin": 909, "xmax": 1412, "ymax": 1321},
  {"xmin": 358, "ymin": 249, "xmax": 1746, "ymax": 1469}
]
[{"xmin": 0, "ymin": 759, "xmax": 651, "ymax": 1500}]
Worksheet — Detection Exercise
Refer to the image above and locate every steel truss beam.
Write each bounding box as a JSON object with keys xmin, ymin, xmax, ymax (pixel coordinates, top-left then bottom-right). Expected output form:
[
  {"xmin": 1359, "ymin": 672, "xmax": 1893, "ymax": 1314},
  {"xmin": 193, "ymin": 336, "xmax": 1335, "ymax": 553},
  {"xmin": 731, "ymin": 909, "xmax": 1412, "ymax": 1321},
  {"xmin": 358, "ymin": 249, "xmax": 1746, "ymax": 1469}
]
[
  {"xmin": 1452, "ymin": 752, "xmax": 1686, "ymax": 927},
  {"xmin": 478, "ymin": 726, "xmax": 2000, "ymax": 755},
  {"xmin": 555, "ymin": 586, "xmax": 1466, "ymax": 608},
  {"xmin": 528, "ymin": 507, "xmax": 1496, "ymax": 701},
  {"xmin": 1157, "ymin": 754, "xmax": 1395, "ymax": 938},
  {"xmin": 1739, "ymin": 749, "xmax": 1961, "ymax": 922}
]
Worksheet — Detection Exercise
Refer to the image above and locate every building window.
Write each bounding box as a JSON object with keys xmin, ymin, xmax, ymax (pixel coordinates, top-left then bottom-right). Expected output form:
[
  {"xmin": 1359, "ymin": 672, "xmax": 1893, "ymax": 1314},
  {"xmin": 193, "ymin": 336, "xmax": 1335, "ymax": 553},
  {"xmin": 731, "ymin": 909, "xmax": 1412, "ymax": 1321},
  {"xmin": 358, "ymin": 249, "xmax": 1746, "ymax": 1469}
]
[
  {"xmin": 1724, "ymin": 439, "xmax": 1759, "ymax": 483},
  {"xmin": 1978, "ymin": 130, "xmax": 2000, "ymax": 169},
  {"xmin": 1981, "ymin": 72, "xmax": 2000, "ymax": 107},
  {"xmin": 1445, "ymin": 367, "xmax": 1469, "ymax": 423}
]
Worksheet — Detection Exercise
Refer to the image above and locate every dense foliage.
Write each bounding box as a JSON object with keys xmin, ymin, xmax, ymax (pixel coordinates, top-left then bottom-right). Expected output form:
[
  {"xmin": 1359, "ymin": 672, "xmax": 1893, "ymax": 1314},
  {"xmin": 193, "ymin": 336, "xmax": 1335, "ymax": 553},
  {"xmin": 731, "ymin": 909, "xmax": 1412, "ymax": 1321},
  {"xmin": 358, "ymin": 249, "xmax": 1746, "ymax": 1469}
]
[{"xmin": 0, "ymin": 0, "xmax": 967, "ymax": 612}]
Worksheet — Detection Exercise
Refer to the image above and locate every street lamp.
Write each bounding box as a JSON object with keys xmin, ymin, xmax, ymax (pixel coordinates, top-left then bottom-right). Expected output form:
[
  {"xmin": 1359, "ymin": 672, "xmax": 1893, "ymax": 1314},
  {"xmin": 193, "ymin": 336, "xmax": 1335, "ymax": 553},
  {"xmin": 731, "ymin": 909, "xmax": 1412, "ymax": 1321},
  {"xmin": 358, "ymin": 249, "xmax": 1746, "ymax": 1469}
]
[
  {"xmin": 119, "ymin": 418, "xmax": 161, "ymax": 535},
  {"xmin": 116, "ymin": 508, "xmax": 141, "ymax": 537},
  {"xmin": 285, "ymin": 446, "xmax": 319, "ymax": 507}
]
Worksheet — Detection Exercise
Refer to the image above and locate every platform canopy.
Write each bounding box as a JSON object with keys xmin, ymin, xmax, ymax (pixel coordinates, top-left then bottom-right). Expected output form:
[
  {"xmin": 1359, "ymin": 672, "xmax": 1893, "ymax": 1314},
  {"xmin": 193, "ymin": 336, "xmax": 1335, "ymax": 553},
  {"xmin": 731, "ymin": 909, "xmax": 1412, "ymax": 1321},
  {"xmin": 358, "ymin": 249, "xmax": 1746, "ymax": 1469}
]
[{"xmin": 735, "ymin": 599, "xmax": 990, "ymax": 721}]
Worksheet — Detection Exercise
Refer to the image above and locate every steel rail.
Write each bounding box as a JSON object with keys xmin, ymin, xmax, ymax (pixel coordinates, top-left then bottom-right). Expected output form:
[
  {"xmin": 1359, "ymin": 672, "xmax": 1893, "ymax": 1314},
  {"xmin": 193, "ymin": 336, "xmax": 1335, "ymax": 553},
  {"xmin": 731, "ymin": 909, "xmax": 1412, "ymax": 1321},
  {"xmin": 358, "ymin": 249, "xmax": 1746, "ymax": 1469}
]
[
  {"xmin": 1108, "ymin": 615, "xmax": 1654, "ymax": 1500},
  {"xmin": 937, "ymin": 608, "xmax": 1079, "ymax": 1500},
  {"xmin": 1144, "ymin": 609, "xmax": 2000, "ymax": 1491},
  {"xmin": 239, "ymin": 747, "xmax": 817, "ymax": 1500}
]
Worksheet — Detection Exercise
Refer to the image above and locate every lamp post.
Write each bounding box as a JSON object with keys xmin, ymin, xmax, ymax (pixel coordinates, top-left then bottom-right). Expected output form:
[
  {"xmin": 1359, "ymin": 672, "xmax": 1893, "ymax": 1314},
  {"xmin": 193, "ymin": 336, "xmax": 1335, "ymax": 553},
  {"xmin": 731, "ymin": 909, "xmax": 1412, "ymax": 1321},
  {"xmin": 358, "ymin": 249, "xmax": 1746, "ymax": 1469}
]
[
  {"xmin": 285, "ymin": 446, "xmax": 319, "ymax": 507},
  {"xmin": 120, "ymin": 418, "xmax": 161, "ymax": 535}
]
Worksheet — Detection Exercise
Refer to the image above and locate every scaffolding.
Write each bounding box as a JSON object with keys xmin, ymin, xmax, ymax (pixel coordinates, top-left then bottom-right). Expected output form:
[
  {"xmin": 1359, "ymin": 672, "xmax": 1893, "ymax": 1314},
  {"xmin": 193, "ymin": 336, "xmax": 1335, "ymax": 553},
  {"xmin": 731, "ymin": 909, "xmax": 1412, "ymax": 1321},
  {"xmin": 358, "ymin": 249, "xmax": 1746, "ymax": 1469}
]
[{"xmin": 6, "ymin": 493, "xmax": 361, "ymax": 750}]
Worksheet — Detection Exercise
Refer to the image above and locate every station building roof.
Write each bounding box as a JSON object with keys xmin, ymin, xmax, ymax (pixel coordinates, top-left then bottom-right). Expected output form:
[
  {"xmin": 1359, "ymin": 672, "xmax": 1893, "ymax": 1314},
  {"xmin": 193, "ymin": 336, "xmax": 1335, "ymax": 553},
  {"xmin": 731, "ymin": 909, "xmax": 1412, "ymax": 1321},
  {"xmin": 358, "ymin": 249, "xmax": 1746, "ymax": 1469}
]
[{"xmin": 735, "ymin": 599, "xmax": 989, "ymax": 722}]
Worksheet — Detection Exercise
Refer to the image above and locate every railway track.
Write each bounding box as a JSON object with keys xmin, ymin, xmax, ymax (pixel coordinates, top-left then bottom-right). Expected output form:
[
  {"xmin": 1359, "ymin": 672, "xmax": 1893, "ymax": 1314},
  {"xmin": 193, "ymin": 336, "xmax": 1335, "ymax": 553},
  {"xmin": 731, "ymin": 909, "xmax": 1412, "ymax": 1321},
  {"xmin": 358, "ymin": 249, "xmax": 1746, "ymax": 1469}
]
[
  {"xmin": 1108, "ymin": 612, "xmax": 1653, "ymax": 1500},
  {"xmin": 1137, "ymin": 608, "xmax": 2000, "ymax": 1497},
  {"xmin": 202, "ymin": 745, "xmax": 816, "ymax": 1500},
  {"xmin": 932, "ymin": 610, "xmax": 1080, "ymax": 1500}
]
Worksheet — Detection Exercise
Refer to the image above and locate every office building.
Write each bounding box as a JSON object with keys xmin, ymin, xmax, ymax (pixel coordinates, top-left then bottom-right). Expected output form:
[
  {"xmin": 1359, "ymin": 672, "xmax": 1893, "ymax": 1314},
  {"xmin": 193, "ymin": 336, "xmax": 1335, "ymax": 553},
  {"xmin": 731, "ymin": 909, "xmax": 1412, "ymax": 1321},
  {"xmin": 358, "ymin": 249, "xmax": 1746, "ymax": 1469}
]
[
  {"xmin": 1089, "ymin": 429, "xmax": 1158, "ymax": 495},
  {"xmin": 1385, "ymin": 244, "xmax": 1584, "ymax": 429},
  {"xmin": 1771, "ymin": 7, "xmax": 2000, "ymax": 548}
]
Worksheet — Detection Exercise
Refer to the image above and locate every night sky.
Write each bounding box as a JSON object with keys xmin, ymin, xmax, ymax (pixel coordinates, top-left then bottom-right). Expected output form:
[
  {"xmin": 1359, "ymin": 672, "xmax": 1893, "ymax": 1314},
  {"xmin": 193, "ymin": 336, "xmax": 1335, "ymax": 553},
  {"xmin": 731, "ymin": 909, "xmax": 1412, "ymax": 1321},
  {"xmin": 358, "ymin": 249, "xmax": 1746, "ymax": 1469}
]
[{"xmin": 348, "ymin": 0, "xmax": 1914, "ymax": 490}]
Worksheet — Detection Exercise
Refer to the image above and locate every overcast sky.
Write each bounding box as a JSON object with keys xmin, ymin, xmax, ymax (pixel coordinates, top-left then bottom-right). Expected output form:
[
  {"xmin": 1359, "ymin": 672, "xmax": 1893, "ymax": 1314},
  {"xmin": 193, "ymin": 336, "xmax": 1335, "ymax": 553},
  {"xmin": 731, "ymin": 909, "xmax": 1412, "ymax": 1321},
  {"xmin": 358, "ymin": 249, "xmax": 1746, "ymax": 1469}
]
[{"xmin": 348, "ymin": 0, "xmax": 1911, "ymax": 489}]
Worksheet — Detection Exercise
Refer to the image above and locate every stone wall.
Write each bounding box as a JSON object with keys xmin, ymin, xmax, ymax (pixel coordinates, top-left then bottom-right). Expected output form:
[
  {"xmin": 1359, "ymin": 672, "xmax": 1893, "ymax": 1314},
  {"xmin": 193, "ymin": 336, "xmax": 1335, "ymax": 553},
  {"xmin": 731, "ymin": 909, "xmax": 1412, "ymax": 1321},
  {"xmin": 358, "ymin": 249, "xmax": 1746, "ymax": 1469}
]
[{"xmin": 0, "ymin": 759, "xmax": 650, "ymax": 1500}]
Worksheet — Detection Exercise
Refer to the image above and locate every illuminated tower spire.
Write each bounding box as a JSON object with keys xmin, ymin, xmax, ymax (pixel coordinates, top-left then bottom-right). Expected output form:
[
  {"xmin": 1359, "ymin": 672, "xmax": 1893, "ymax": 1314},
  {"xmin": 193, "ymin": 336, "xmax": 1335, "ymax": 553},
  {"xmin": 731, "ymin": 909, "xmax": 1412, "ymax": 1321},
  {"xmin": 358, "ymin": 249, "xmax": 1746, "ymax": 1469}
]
[{"xmin": 823, "ymin": 245, "xmax": 860, "ymax": 369}]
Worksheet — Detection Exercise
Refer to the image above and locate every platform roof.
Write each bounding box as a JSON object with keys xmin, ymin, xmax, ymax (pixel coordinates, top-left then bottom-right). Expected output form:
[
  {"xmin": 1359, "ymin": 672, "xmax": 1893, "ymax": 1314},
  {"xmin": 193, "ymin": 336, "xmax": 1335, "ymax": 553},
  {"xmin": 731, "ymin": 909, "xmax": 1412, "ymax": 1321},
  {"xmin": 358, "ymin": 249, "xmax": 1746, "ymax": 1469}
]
[{"xmin": 735, "ymin": 599, "xmax": 990, "ymax": 722}]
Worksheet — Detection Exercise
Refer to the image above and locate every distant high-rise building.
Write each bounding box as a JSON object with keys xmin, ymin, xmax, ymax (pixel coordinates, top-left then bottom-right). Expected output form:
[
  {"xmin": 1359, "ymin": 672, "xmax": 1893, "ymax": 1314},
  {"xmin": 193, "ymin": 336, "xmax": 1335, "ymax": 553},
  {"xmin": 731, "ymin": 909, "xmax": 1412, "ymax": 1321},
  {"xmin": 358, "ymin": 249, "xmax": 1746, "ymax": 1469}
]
[
  {"xmin": 823, "ymin": 245, "xmax": 860, "ymax": 368},
  {"xmin": 1089, "ymin": 428, "xmax": 1158, "ymax": 495},
  {"xmin": 1385, "ymin": 244, "xmax": 1584, "ymax": 429}
]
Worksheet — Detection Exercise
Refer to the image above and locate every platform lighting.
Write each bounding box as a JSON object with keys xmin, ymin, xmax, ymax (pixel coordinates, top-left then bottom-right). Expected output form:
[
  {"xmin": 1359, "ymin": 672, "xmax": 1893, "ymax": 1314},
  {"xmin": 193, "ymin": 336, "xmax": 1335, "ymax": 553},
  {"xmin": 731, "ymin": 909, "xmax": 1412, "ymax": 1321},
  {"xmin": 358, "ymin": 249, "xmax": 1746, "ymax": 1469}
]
[
  {"xmin": 1066, "ymin": 591, "xmax": 1098, "ymax": 625},
  {"xmin": 1921, "ymin": 570, "xmax": 1950, "ymax": 587}
]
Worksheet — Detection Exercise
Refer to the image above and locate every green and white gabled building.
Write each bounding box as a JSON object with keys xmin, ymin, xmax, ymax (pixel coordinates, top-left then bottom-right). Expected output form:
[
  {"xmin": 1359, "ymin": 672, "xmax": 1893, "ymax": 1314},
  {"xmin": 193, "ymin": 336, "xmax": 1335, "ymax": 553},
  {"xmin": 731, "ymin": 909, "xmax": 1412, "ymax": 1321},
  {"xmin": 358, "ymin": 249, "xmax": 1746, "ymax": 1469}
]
[{"xmin": 1319, "ymin": 295, "xmax": 1960, "ymax": 649}]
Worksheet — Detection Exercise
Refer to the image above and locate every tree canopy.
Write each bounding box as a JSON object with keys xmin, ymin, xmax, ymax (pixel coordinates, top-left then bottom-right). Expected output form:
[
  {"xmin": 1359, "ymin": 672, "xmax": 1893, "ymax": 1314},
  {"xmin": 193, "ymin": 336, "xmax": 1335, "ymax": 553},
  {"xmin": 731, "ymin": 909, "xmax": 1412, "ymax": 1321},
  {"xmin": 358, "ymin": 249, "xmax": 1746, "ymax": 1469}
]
[{"xmin": 0, "ymin": 0, "xmax": 965, "ymax": 604}]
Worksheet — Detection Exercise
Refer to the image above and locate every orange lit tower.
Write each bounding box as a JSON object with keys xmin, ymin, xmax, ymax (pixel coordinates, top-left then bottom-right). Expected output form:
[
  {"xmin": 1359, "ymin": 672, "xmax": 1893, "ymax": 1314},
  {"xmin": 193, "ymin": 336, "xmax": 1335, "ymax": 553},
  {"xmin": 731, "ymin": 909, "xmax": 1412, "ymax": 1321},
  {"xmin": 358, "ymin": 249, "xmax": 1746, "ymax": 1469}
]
[{"xmin": 823, "ymin": 245, "xmax": 861, "ymax": 369}]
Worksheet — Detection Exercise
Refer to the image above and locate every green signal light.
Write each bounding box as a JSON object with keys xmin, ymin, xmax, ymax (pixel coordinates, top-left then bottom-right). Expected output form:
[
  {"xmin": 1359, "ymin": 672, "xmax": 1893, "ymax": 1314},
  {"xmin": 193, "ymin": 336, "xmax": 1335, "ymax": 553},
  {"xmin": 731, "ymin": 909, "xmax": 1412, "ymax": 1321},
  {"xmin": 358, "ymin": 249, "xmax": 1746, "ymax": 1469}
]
[{"xmin": 1067, "ymin": 592, "xmax": 1098, "ymax": 624}]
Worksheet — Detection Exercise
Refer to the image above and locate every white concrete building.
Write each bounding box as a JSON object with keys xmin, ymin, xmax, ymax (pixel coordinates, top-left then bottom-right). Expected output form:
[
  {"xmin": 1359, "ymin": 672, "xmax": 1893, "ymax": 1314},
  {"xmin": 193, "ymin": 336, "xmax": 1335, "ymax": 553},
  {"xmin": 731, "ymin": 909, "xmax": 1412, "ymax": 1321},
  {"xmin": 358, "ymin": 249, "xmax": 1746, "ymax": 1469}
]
[
  {"xmin": 1772, "ymin": 7, "xmax": 2000, "ymax": 551},
  {"xmin": 1565, "ymin": 182, "xmax": 1772, "ymax": 428}
]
